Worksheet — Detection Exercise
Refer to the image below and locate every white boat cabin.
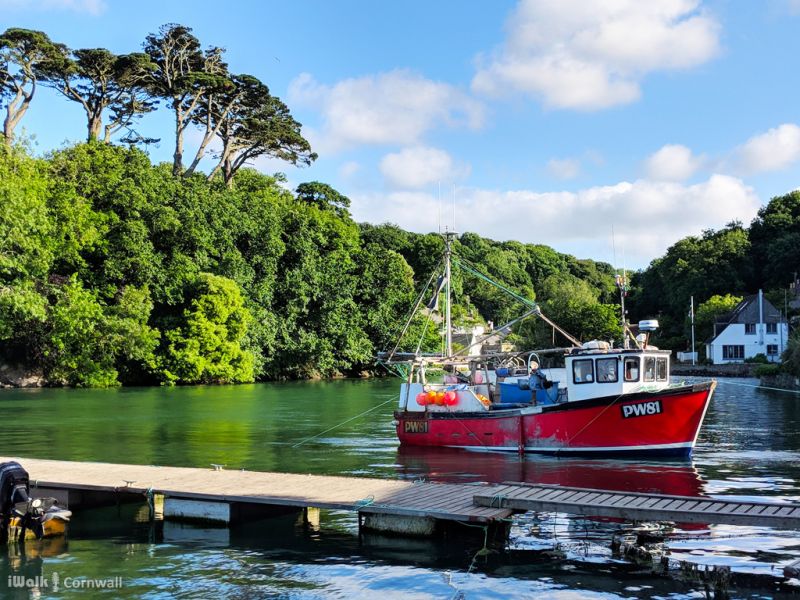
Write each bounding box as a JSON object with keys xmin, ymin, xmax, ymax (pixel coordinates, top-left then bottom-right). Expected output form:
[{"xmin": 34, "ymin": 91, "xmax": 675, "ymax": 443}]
[{"xmin": 564, "ymin": 349, "xmax": 671, "ymax": 402}]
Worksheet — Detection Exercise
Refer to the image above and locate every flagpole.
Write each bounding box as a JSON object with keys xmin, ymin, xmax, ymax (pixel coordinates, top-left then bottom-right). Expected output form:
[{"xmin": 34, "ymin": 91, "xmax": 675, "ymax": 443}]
[{"xmin": 690, "ymin": 296, "xmax": 696, "ymax": 366}]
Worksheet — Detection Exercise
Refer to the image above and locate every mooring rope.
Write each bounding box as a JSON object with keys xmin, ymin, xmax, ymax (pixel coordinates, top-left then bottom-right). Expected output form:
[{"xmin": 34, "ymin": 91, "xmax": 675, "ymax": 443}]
[
  {"xmin": 712, "ymin": 379, "xmax": 800, "ymax": 395},
  {"xmin": 291, "ymin": 396, "xmax": 398, "ymax": 448}
]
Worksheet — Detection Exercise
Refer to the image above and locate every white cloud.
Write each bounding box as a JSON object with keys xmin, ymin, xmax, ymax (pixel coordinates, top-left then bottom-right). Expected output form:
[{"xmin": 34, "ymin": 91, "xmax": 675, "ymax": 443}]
[
  {"xmin": 288, "ymin": 70, "xmax": 485, "ymax": 152},
  {"xmin": 730, "ymin": 123, "xmax": 800, "ymax": 175},
  {"xmin": 339, "ymin": 161, "xmax": 361, "ymax": 179},
  {"xmin": 0, "ymin": 0, "xmax": 106, "ymax": 14},
  {"xmin": 546, "ymin": 157, "xmax": 581, "ymax": 180},
  {"xmin": 472, "ymin": 0, "xmax": 720, "ymax": 110},
  {"xmin": 379, "ymin": 146, "xmax": 469, "ymax": 189},
  {"xmin": 644, "ymin": 144, "xmax": 703, "ymax": 181},
  {"xmin": 350, "ymin": 174, "xmax": 759, "ymax": 267}
]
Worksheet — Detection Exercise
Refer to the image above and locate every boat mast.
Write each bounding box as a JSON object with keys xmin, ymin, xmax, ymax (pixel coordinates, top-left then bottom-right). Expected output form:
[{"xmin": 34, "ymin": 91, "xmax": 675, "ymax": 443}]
[
  {"xmin": 616, "ymin": 270, "xmax": 629, "ymax": 350},
  {"xmin": 443, "ymin": 230, "xmax": 456, "ymax": 357}
]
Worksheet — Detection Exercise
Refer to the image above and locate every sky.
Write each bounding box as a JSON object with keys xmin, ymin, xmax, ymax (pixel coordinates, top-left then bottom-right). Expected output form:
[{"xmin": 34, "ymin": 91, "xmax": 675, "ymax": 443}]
[{"xmin": 3, "ymin": 0, "xmax": 800, "ymax": 268}]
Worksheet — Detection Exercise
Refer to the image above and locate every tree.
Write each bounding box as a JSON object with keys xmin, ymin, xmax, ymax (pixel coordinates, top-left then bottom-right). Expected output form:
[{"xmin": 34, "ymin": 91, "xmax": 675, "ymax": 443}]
[
  {"xmin": 47, "ymin": 48, "xmax": 157, "ymax": 142},
  {"xmin": 143, "ymin": 24, "xmax": 229, "ymax": 176},
  {"xmin": 45, "ymin": 278, "xmax": 159, "ymax": 387},
  {"xmin": 694, "ymin": 294, "xmax": 742, "ymax": 344},
  {"xmin": 749, "ymin": 191, "xmax": 800, "ymax": 288},
  {"xmin": 628, "ymin": 223, "xmax": 752, "ymax": 347},
  {"xmin": 782, "ymin": 329, "xmax": 800, "ymax": 376},
  {"xmin": 267, "ymin": 203, "xmax": 371, "ymax": 378},
  {"xmin": 160, "ymin": 273, "xmax": 255, "ymax": 384},
  {"xmin": 0, "ymin": 147, "xmax": 52, "ymax": 360},
  {"xmin": 295, "ymin": 182, "xmax": 351, "ymax": 216},
  {"xmin": 203, "ymin": 77, "xmax": 316, "ymax": 185},
  {"xmin": 523, "ymin": 273, "xmax": 621, "ymax": 346},
  {"xmin": 0, "ymin": 28, "xmax": 68, "ymax": 145}
]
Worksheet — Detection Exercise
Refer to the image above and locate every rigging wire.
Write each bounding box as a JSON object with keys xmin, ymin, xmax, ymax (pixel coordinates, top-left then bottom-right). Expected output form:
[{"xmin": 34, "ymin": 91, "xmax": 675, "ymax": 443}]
[{"xmin": 385, "ymin": 256, "xmax": 445, "ymax": 361}]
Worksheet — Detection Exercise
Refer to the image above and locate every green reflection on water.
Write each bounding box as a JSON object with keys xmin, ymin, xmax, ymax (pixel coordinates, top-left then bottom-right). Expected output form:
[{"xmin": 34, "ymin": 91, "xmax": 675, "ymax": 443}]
[{"xmin": 0, "ymin": 379, "xmax": 399, "ymax": 476}]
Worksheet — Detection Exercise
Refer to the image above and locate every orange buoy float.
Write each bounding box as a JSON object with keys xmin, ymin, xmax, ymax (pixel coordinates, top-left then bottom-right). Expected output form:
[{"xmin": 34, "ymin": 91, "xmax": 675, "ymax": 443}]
[
  {"xmin": 427, "ymin": 390, "xmax": 438, "ymax": 404},
  {"xmin": 444, "ymin": 391, "xmax": 458, "ymax": 406},
  {"xmin": 435, "ymin": 391, "xmax": 446, "ymax": 406}
]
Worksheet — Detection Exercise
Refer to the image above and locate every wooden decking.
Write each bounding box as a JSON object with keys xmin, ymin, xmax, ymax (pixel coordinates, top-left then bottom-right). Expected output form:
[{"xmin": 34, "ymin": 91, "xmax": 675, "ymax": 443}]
[
  {"xmin": 1, "ymin": 457, "xmax": 511, "ymax": 523},
  {"xmin": 475, "ymin": 482, "xmax": 800, "ymax": 529},
  {"xmin": 4, "ymin": 457, "xmax": 800, "ymax": 530}
]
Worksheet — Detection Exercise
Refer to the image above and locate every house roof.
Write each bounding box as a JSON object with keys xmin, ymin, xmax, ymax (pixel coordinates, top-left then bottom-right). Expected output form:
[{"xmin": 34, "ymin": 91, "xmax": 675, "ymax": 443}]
[{"xmin": 714, "ymin": 294, "xmax": 784, "ymax": 325}]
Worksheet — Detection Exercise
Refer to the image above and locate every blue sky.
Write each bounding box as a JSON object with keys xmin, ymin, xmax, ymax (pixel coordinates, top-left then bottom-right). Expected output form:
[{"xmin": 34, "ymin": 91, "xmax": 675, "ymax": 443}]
[{"xmin": 3, "ymin": 0, "xmax": 800, "ymax": 267}]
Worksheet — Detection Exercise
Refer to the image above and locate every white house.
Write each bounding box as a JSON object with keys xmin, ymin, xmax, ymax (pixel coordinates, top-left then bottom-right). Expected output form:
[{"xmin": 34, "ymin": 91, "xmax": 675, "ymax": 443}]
[{"xmin": 705, "ymin": 290, "xmax": 789, "ymax": 364}]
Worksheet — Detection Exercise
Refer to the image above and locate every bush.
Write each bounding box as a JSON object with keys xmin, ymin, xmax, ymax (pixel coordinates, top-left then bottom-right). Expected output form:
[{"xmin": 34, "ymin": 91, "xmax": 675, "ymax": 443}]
[
  {"xmin": 745, "ymin": 353, "xmax": 769, "ymax": 364},
  {"xmin": 754, "ymin": 363, "xmax": 781, "ymax": 377}
]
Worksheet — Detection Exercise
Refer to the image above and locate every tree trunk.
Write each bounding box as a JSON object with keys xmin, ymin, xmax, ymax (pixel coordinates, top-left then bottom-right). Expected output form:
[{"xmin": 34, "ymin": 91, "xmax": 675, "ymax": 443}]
[
  {"xmin": 223, "ymin": 156, "xmax": 234, "ymax": 188},
  {"xmin": 2, "ymin": 84, "xmax": 33, "ymax": 146},
  {"xmin": 172, "ymin": 102, "xmax": 184, "ymax": 176},
  {"xmin": 87, "ymin": 114, "xmax": 103, "ymax": 142}
]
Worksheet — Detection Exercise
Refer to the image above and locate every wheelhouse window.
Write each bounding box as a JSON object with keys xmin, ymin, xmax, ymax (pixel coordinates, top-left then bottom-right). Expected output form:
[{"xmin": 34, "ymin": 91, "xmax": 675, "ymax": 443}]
[
  {"xmin": 745, "ymin": 323, "xmax": 756, "ymax": 335},
  {"xmin": 656, "ymin": 357, "xmax": 668, "ymax": 381},
  {"xmin": 643, "ymin": 357, "xmax": 656, "ymax": 382},
  {"xmin": 596, "ymin": 357, "xmax": 618, "ymax": 383},
  {"xmin": 766, "ymin": 323, "xmax": 777, "ymax": 334},
  {"xmin": 767, "ymin": 344, "xmax": 778, "ymax": 356},
  {"xmin": 572, "ymin": 359, "xmax": 594, "ymax": 384},
  {"xmin": 623, "ymin": 357, "xmax": 640, "ymax": 382},
  {"xmin": 722, "ymin": 345, "xmax": 744, "ymax": 360}
]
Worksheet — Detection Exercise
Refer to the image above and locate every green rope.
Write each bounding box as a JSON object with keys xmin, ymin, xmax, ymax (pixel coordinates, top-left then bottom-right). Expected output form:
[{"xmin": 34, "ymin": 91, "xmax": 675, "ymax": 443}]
[
  {"xmin": 354, "ymin": 495, "xmax": 375, "ymax": 509},
  {"xmin": 489, "ymin": 493, "xmax": 507, "ymax": 508},
  {"xmin": 291, "ymin": 396, "xmax": 398, "ymax": 448},
  {"xmin": 453, "ymin": 256, "xmax": 537, "ymax": 309}
]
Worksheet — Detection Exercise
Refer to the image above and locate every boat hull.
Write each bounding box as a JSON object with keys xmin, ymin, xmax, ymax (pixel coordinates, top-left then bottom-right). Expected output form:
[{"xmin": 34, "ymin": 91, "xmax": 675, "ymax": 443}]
[{"xmin": 395, "ymin": 381, "xmax": 715, "ymax": 457}]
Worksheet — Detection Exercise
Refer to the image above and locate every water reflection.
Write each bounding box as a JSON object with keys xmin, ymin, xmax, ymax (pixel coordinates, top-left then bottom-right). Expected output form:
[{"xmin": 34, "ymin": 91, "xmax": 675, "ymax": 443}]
[{"xmin": 393, "ymin": 446, "xmax": 706, "ymax": 496}]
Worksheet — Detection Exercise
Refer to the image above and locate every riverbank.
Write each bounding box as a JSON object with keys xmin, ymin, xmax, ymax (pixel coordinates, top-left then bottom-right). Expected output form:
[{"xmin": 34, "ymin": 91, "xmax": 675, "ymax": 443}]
[
  {"xmin": 760, "ymin": 373, "xmax": 800, "ymax": 391},
  {"xmin": 671, "ymin": 363, "xmax": 758, "ymax": 378}
]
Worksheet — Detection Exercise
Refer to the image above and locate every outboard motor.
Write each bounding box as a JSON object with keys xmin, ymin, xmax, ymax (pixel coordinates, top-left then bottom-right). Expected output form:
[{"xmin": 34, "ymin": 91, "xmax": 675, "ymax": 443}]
[
  {"xmin": 0, "ymin": 461, "xmax": 70, "ymax": 543},
  {"xmin": 1, "ymin": 461, "xmax": 30, "ymax": 543}
]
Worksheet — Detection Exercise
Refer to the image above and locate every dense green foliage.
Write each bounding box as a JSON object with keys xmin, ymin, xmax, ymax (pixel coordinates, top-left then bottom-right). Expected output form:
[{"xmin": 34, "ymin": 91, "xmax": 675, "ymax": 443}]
[
  {"xmin": 783, "ymin": 330, "xmax": 800, "ymax": 377},
  {"xmin": 629, "ymin": 192, "xmax": 800, "ymax": 352},
  {"xmin": 0, "ymin": 142, "xmax": 622, "ymax": 385}
]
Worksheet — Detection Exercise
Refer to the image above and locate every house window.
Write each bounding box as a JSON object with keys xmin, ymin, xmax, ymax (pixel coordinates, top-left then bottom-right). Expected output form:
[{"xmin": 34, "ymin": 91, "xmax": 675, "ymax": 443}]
[
  {"xmin": 596, "ymin": 358, "xmax": 618, "ymax": 383},
  {"xmin": 623, "ymin": 357, "xmax": 640, "ymax": 382},
  {"xmin": 767, "ymin": 344, "xmax": 778, "ymax": 356},
  {"xmin": 722, "ymin": 345, "xmax": 745, "ymax": 360},
  {"xmin": 643, "ymin": 357, "xmax": 656, "ymax": 382},
  {"xmin": 745, "ymin": 323, "xmax": 756, "ymax": 335},
  {"xmin": 656, "ymin": 357, "xmax": 668, "ymax": 382},
  {"xmin": 766, "ymin": 323, "xmax": 777, "ymax": 334},
  {"xmin": 572, "ymin": 359, "xmax": 594, "ymax": 384}
]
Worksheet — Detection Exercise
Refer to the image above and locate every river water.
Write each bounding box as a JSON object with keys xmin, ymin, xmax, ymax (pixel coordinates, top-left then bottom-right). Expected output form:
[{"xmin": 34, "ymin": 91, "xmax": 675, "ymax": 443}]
[{"xmin": 0, "ymin": 377, "xmax": 799, "ymax": 598}]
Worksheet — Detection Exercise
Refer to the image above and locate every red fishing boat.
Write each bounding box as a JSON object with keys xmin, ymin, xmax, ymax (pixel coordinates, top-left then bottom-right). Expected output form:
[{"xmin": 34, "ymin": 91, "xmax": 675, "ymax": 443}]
[{"xmin": 380, "ymin": 232, "xmax": 715, "ymax": 458}]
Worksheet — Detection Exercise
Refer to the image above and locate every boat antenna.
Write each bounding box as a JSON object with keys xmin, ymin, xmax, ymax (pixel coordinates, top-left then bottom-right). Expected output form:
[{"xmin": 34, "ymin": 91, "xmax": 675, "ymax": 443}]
[
  {"xmin": 443, "ymin": 230, "xmax": 456, "ymax": 357},
  {"xmin": 437, "ymin": 181, "xmax": 442, "ymax": 234},
  {"xmin": 614, "ymin": 232, "xmax": 629, "ymax": 350},
  {"xmin": 452, "ymin": 184, "xmax": 456, "ymax": 232}
]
